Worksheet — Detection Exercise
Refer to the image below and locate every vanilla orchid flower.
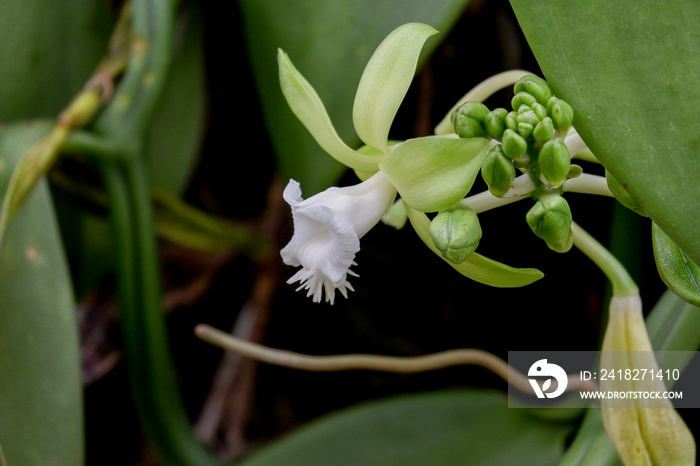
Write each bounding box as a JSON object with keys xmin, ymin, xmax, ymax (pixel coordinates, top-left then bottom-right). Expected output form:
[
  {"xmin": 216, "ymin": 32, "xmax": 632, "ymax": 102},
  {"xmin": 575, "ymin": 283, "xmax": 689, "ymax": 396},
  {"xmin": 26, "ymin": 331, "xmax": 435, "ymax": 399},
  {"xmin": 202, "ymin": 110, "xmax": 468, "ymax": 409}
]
[
  {"xmin": 280, "ymin": 171, "xmax": 397, "ymax": 304},
  {"xmin": 278, "ymin": 23, "xmax": 546, "ymax": 302}
]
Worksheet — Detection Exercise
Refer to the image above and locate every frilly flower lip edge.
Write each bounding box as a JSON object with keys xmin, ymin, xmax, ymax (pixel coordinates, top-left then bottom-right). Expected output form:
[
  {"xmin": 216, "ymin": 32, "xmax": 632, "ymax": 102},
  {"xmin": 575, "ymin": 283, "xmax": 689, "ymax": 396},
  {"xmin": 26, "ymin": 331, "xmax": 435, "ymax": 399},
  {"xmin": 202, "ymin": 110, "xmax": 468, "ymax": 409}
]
[{"xmin": 280, "ymin": 171, "xmax": 397, "ymax": 304}]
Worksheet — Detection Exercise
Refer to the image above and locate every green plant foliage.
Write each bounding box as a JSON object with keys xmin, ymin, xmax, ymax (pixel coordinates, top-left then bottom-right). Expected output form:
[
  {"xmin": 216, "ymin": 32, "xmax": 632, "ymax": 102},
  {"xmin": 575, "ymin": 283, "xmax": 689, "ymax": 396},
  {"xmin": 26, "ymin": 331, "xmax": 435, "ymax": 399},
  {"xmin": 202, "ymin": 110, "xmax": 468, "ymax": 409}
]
[
  {"xmin": 238, "ymin": 0, "xmax": 471, "ymax": 195},
  {"xmin": 0, "ymin": 122, "xmax": 83, "ymax": 465},
  {"xmin": 509, "ymin": 0, "xmax": 700, "ymax": 267},
  {"xmin": 240, "ymin": 390, "xmax": 573, "ymax": 466},
  {"xmin": 652, "ymin": 222, "xmax": 700, "ymax": 307},
  {"xmin": 146, "ymin": 4, "xmax": 207, "ymax": 196},
  {"xmin": 0, "ymin": 0, "xmax": 113, "ymax": 120}
]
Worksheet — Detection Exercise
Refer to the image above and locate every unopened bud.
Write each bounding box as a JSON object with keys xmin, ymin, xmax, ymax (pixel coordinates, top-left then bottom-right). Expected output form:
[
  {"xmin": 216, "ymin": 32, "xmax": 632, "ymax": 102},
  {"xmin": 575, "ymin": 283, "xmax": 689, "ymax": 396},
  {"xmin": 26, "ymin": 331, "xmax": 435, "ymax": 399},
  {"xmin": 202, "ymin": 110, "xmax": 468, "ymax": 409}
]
[
  {"xmin": 526, "ymin": 195, "xmax": 573, "ymax": 253},
  {"xmin": 511, "ymin": 92, "xmax": 537, "ymax": 112},
  {"xmin": 452, "ymin": 102, "xmax": 489, "ymax": 138},
  {"xmin": 484, "ymin": 108, "xmax": 508, "ymax": 140},
  {"xmin": 547, "ymin": 97, "xmax": 574, "ymax": 133},
  {"xmin": 605, "ymin": 170, "xmax": 648, "ymax": 216},
  {"xmin": 516, "ymin": 106, "xmax": 541, "ymax": 139},
  {"xmin": 501, "ymin": 129, "xmax": 528, "ymax": 160},
  {"xmin": 538, "ymin": 139, "xmax": 571, "ymax": 187},
  {"xmin": 513, "ymin": 75, "xmax": 552, "ymax": 107},
  {"xmin": 481, "ymin": 145, "xmax": 515, "ymax": 197},
  {"xmin": 533, "ymin": 117, "xmax": 554, "ymax": 146},
  {"xmin": 430, "ymin": 204, "xmax": 482, "ymax": 264}
]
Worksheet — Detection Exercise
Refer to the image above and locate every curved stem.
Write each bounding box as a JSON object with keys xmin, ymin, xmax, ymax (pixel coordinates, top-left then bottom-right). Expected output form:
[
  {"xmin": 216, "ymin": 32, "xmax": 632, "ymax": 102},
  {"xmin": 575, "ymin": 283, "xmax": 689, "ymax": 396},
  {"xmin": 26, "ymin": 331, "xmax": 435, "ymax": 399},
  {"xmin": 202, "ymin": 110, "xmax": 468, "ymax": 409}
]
[
  {"xmin": 194, "ymin": 324, "xmax": 587, "ymax": 396},
  {"xmin": 571, "ymin": 221, "xmax": 638, "ymax": 296},
  {"xmin": 563, "ymin": 174, "xmax": 613, "ymax": 197}
]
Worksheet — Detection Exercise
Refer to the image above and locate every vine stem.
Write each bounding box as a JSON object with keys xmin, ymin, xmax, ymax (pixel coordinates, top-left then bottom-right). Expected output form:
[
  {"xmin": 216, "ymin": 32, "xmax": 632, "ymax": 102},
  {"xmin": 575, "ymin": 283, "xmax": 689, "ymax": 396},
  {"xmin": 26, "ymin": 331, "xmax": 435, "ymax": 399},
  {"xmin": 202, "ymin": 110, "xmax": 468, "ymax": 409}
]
[{"xmin": 570, "ymin": 221, "xmax": 638, "ymax": 296}]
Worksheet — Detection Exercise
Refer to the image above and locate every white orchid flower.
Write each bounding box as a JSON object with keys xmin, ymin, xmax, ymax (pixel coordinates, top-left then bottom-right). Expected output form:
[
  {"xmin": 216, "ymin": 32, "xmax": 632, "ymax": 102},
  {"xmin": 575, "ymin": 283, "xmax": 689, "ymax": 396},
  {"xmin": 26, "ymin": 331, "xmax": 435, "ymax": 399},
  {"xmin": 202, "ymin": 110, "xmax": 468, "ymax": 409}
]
[
  {"xmin": 280, "ymin": 171, "xmax": 397, "ymax": 304},
  {"xmin": 277, "ymin": 23, "xmax": 546, "ymax": 303}
]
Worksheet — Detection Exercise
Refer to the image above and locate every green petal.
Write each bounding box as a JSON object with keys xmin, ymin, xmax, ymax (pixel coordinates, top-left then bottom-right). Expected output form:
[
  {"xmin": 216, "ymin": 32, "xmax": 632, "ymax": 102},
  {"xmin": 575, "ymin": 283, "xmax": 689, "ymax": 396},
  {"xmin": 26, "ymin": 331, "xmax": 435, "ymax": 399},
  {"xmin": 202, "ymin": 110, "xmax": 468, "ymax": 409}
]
[
  {"xmin": 277, "ymin": 49, "xmax": 383, "ymax": 172},
  {"xmin": 379, "ymin": 136, "xmax": 488, "ymax": 212},
  {"xmin": 352, "ymin": 23, "xmax": 438, "ymax": 153},
  {"xmin": 405, "ymin": 205, "xmax": 543, "ymax": 287}
]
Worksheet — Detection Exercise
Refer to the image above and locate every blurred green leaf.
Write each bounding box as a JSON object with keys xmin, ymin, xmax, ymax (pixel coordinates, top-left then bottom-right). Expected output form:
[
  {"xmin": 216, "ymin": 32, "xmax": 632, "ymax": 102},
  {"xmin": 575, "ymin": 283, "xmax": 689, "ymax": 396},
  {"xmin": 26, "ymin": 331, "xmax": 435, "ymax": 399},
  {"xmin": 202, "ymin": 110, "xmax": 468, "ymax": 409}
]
[
  {"xmin": 240, "ymin": 390, "xmax": 572, "ymax": 466},
  {"xmin": 146, "ymin": 5, "xmax": 207, "ymax": 195},
  {"xmin": 509, "ymin": 0, "xmax": 700, "ymax": 267},
  {"xmin": 0, "ymin": 122, "xmax": 83, "ymax": 465},
  {"xmin": 239, "ymin": 0, "xmax": 471, "ymax": 195},
  {"xmin": 0, "ymin": 0, "xmax": 113, "ymax": 120}
]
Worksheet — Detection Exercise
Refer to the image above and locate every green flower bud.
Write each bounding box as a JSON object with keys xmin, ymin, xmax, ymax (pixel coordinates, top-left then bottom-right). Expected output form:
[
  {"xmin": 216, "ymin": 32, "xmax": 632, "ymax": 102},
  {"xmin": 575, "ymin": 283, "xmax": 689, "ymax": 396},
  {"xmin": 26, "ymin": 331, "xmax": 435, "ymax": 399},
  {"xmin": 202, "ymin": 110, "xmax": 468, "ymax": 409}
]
[
  {"xmin": 605, "ymin": 170, "xmax": 648, "ymax": 216},
  {"xmin": 451, "ymin": 101, "xmax": 489, "ymax": 138},
  {"xmin": 567, "ymin": 164, "xmax": 583, "ymax": 180},
  {"xmin": 484, "ymin": 108, "xmax": 508, "ymax": 140},
  {"xmin": 513, "ymin": 75, "xmax": 552, "ymax": 106},
  {"xmin": 533, "ymin": 117, "xmax": 554, "ymax": 146},
  {"xmin": 501, "ymin": 129, "xmax": 528, "ymax": 160},
  {"xmin": 538, "ymin": 139, "xmax": 571, "ymax": 187},
  {"xmin": 481, "ymin": 145, "xmax": 515, "ymax": 197},
  {"xmin": 531, "ymin": 102, "xmax": 548, "ymax": 121},
  {"xmin": 516, "ymin": 106, "xmax": 541, "ymax": 139},
  {"xmin": 505, "ymin": 111, "xmax": 518, "ymax": 132},
  {"xmin": 547, "ymin": 97, "xmax": 574, "ymax": 133},
  {"xmin": 430, "ymin": 204, "xmax": 482, "ymax": 264},
  {"xmin": 526, "ymin": 195, "xmax": 573, "ymax": 253},
  {"xmin": 511, "ymin": 92, "xmax": 537, "ymax": 112}
]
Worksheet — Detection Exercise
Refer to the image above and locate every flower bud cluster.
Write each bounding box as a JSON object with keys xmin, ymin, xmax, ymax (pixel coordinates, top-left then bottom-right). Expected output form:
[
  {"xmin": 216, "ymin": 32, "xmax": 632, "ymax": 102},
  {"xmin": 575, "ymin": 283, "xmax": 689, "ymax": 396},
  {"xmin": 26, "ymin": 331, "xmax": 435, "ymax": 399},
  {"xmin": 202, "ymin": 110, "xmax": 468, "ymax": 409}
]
[{"xmin": 451, "ymin": 75, "xmax": 579, "ymax": 253}]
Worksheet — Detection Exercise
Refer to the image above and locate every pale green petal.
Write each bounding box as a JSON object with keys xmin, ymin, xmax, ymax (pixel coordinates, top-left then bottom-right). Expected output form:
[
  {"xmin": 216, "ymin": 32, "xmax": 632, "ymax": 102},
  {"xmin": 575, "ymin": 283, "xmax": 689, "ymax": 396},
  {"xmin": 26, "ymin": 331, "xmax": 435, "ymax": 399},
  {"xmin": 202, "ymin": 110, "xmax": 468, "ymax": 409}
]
[
  {"xmin": 278, "ymin": 49, "xmax": 383, "ymax": 172},
  {"xmin": 405, "ymin": 205, "xmax": 543, "ymax": 287},
  {"xmin": 378, "ymin": 136, "xmax": 488, "ymax": 212},
  {"xmin": 353, "ymin": 23, "xmax": 438, "ymax": 153}
]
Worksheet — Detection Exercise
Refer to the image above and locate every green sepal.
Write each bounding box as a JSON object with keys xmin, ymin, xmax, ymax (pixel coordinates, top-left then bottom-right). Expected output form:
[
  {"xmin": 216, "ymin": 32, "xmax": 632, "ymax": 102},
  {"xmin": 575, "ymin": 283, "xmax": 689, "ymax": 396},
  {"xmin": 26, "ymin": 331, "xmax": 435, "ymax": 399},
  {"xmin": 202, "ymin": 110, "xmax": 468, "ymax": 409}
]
[
  {"xmin": 353, "ymin": 23, "xmax": 438, "ymax": 153},
  {"xmin": 406, "ymin": 204, "xmax": 543, "ymax": 287},
  {"xmin": 277, "ymin": 49, "xmax": 383, "ymax": 172},
  {"xmin": 652, "ymin": 222, "xmax": 700, "ymax": 307},
  {"xmin": 379, "ymin": 136, "xmax": 489, "ymax": 212},
  {"xmin": 484, "ymin": 108, "xmax": 508, "ymax": 140}
]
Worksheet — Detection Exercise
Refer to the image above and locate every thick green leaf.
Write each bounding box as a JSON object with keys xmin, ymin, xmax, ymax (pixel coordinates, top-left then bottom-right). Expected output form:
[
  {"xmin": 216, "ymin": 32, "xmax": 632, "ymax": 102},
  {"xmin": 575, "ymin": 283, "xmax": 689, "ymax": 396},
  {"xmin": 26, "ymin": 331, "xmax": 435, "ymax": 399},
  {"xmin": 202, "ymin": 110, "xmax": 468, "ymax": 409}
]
[
  {"xmin": 239, "ymin": 0, "xmax": 471, "ymax": 195},
  {"xmin": 652, "ymin": 222, "xmax": 700, "ymax": 307},
  {"xmin": 509, "ymin": 0, "xmax": 700, "ymax": 267},
  {"xmin": 0, "ymin": 0, "xmax": 113, "ymax": 121},
  {"xmin": 241, "ymin": 390, "xmax": 572, "ymax": 466},
  {"xmin": 406, "ymin": 205, "xmax": 544, "ymax": 287},
  {"xmin": 0, "ymin": 122, "xmax": 83, "ymax": 465}
]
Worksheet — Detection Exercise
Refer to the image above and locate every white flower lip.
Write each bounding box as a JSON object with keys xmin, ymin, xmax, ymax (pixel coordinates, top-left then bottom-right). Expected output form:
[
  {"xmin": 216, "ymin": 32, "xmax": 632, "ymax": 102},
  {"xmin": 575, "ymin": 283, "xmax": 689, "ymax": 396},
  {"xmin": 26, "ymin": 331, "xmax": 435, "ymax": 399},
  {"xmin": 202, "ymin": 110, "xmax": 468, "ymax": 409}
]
[{"xmin": 280, "ymin": 171, "xmax": 397, "ymax": 304}]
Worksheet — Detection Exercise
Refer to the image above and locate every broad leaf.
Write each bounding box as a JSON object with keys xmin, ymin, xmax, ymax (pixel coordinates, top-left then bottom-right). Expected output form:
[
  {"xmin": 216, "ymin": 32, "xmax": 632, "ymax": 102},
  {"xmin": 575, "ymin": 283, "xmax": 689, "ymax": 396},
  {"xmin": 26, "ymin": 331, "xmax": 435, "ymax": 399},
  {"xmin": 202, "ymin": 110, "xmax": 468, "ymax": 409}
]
[
  {"xmin": 239, "ymin": 0, "xmax": 472, "ymax": 195},
  {"xmin": 240, "ymin": 390, "xmax": 572, "ymax": 466},
  {"xmin": 510, "ymin": 0, "xmax": 700, "ymax": 267},
  {"xmin": 0, "ymin": 123, "xmax": 83, "ymax": 465},
  {"xmin": 0, "ymin": 0, "xmax": 112, "ymax": 121}
]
